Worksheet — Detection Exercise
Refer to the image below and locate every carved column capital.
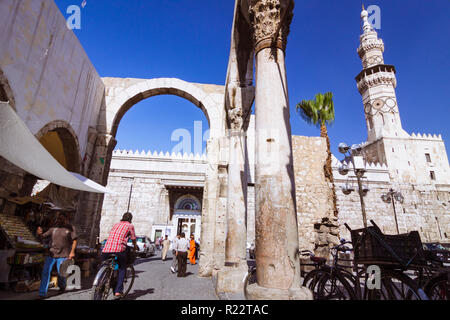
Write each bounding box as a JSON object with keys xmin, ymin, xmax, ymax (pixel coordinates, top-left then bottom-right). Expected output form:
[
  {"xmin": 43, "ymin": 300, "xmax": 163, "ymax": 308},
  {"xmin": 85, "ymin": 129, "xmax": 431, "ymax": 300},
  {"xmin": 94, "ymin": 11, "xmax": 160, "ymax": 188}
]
[
  {"xmin": 247, "ymin": 0, "xmax": 294, "ymax": 54},
  {"xmin": 225, "ymin": 85, "xmax": 255, "ymax": 131}
]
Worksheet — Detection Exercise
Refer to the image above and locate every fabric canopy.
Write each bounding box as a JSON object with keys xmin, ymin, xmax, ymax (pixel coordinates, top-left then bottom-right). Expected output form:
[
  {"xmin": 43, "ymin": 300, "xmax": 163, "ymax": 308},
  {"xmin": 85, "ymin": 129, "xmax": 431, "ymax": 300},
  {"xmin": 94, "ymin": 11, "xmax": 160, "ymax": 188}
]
[{"xmin": 0, "ymin": 101, "xmax": 110, "ymax": 194}]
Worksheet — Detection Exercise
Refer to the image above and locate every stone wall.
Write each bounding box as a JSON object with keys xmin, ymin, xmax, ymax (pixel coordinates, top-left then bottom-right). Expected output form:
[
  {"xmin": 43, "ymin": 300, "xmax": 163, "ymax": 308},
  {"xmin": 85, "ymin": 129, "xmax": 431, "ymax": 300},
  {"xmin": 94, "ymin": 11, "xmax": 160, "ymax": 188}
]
[
  {"xmin": 99, "ymin": 150, "xmax": 207, "ymax": 241},
  {"xmin": 292, "ymin": 136, "xmax": 335, "ymax": 253},
  {"xmin": 0, "ymin": 0, "xmax": 105, "ymax": 227},
  {"xmin": 100, "ymin": 175, "xmax": 167, "ymax": 240},
  {"xmin": 0, "ymin": 0, "xmax": 104, "ymax": 155},
  {"xmin": 336, "ymin": 182, "xmax": 450, "ymax": 244},
  {"xmin": 280, "ymin": 134, "xmax": 450, "ymax": 254},
  {"xmin": 334, "ymin": 161, "xmax": 450, "ymax": 244}
]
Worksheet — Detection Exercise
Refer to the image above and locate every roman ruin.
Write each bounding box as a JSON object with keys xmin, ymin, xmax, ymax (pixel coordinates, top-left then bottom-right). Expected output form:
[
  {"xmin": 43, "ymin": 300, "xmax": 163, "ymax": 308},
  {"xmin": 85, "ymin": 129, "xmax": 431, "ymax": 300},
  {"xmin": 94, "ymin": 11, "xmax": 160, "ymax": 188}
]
[{"xmin": 0, "ymin": 0, "xmax": 448, "ymax": 300}]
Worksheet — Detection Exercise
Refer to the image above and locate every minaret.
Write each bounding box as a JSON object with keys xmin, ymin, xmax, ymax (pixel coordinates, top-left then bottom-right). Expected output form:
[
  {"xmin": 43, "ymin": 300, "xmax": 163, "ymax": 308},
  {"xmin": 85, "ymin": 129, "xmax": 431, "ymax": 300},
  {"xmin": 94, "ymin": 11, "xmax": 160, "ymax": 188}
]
[{"xmin": 356, "ymin": 6, "xmax": 406, "ymax": 142}]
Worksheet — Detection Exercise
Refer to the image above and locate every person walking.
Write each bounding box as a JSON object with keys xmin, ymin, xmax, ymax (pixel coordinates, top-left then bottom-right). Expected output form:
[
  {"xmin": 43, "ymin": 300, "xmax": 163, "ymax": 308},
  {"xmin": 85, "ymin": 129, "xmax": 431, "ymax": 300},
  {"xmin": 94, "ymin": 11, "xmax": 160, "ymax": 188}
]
[
  {"xmin": 155, "ymin": 237, "xmax": 161, "ymax": 251},
  {"xmin": 194, "ymin": 240, "xmax": 200, "ymax": 261},
  {"xmin": 37, "ymin": 212, "xmax": 78, "ymax": 299},
  {"xmin": 175, "ymin": 232, "xmax": 189, "ymax": 277},
  {"xmin": 170, "ymin": 234, "xmax": 180, "ymax": 273},
  {"xmin": 102, "ymin": 212, "xmax": 138, "ymax": 298},
  {"xmin": 188, "ymin": 234, "xmax": 196, "ymax": 265},
  {"xmin": 161, "ymin": 235, "xmax": 170, "ymax": 261}
]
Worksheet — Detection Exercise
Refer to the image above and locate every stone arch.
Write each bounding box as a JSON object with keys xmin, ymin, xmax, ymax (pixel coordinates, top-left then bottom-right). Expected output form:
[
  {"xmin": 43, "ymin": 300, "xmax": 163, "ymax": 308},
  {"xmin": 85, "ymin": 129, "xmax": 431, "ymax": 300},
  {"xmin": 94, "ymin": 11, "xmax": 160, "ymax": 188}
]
[
  {"xmin": 97, "ymin": 77, "xmax": 225, "ymax": 274},
  {"xmin": 102, "ymin": 78, "xmax": 225, "ymax": 140},
  {"xmin": 35, "ymin": 120, "xmax": 82, "ymax": 174}
]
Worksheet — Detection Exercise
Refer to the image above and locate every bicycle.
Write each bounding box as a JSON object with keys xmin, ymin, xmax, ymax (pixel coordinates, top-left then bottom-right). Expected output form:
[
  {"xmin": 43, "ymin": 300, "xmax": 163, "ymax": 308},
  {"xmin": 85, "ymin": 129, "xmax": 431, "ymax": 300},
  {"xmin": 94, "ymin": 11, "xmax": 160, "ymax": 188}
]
[
  {"xmin": 91, "ymin": 250, "xmax": 136, "ymax": 300},
  {"xmin": 301, "ymin": 241, "xmax": 357, "ymax": 300},
  {"xmin": 243, "ymin": 243, "xmax": 356, "ymax": 300},
  {"xmin": 243, "ymin": 264, "xmax": 257, "ymax": 300},
  {"xmin": 411, "ymin": 246, "xmax": 450, "ymax": 300}
]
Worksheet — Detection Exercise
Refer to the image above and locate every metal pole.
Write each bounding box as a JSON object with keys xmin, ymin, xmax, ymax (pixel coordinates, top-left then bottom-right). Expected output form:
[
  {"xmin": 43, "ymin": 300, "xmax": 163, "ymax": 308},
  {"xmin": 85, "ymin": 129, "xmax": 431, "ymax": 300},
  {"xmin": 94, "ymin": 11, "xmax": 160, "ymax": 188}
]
[
  {"xmin": 127, "ymin": 184, "xmax": 133, "ymax": 212},
  {"xmin": 391, "ymin": 195, "xmax": 400, "ymax": 234},
  {"xmin": 435, "ymin": 217, "xmax": 443, "ymax": 240},
  {"xmin": 356, "ymin": 173, "xmax": 367, "ymax": 228}
]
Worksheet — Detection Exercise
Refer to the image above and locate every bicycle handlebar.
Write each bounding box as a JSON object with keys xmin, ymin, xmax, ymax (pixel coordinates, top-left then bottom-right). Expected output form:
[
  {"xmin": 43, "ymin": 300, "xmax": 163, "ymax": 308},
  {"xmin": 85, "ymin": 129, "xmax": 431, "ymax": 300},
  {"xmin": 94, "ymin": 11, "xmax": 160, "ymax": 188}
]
[
  {"xmin": 332, "ymin": 241, "xmax": 353, "ymax": 253},
  {"xmin": 300, "ymin": 250, "xmax": 314, "ymax": 257}
]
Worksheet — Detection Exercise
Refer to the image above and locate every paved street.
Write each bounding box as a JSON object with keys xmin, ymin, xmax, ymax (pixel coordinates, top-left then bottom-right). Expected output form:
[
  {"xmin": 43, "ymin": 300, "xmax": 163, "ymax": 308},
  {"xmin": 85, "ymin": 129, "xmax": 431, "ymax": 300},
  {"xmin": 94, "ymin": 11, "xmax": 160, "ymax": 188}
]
[
  {"xmin": 0, "ymin": 250, "xmax": 221, "ymax": 300},
  {"xmin": 53, "ymin": 250, "xmax": 219, "ymax": 300}
]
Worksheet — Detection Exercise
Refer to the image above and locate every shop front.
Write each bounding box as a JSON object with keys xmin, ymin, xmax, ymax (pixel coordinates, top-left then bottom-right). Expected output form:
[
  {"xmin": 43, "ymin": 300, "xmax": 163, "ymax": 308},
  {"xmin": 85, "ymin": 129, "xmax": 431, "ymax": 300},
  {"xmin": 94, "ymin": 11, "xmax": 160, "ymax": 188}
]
[{"xmin": 0, "ymin": 101, "xmax": 109, "ymax": 293}]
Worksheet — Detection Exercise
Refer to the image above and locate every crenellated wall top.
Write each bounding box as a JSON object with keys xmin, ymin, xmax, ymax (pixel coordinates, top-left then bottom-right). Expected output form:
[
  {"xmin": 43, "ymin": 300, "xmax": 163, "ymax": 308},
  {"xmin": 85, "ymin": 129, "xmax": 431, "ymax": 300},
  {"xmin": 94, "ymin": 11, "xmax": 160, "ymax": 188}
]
[
  {"xmin": 410, "ymin": 133, "xmax": 443, "ymax": 141},
  {"xmin": 112, "ymin": 149, "xmax": 207, "ymax": 161}
]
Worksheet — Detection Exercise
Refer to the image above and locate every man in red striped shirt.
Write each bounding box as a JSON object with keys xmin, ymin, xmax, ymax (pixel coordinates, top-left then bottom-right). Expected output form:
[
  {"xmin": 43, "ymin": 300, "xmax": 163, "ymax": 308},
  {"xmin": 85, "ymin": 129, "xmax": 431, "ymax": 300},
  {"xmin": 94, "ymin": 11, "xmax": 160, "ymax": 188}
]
[{"xmin": 102, "ymin": 212, "xmax": 138, "ymax": 297}]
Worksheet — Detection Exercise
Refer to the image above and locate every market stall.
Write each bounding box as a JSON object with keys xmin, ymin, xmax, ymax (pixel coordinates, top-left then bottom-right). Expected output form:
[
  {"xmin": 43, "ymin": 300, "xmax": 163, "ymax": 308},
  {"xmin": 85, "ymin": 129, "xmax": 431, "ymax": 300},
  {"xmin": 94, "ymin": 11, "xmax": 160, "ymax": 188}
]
[
  {"xmin": 0, "ymin": 213, "xmax": 44, "ymax": 291},
  {"xmin": 0, "ymin": 183, "xmax": 99, "ymax": 292}
]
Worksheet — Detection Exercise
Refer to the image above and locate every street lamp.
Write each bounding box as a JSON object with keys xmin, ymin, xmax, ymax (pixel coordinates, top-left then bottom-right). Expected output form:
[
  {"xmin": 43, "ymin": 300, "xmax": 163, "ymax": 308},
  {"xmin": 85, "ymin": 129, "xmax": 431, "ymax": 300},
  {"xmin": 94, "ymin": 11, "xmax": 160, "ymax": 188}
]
[
  {"xmin": 381, "ymin": 188, "xmax": 404, "ymax": 234},
  {"xmin": 338, "ymin": 142, "xmax": 370, "ymax": 227}
]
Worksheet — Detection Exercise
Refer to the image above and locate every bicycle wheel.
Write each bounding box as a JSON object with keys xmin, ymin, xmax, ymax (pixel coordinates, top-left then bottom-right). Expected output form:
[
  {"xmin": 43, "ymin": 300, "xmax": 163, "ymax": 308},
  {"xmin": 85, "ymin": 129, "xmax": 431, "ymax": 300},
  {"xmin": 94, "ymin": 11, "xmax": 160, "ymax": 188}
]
[
  {"xmin": 243, "ymin": 268, "xmax": 257, "ymax": 300},
  {"xmin": 121, "ymin": 265, "xmax": 136, "ymax": 298},
  {"xmin": 425, "ymin": 274, "xmax": 449, "ymax": 300},
  {"xmin": 367, "ymin": 269, "xmax": 427, "ymax": 300},
  {"xmin": 302, "ymin": 269, "xmax": 329, "ymax": 299},
  {"xmin": 303, "ymin": 268, "xmax": 356, "ymax": 300},
  {"xmin": 315, "ymin": 270, "xmax": 357, "ymax": 300},
  {"xmin": 90, "ymin": 266, "xmax": 113, "ymax": 300}
]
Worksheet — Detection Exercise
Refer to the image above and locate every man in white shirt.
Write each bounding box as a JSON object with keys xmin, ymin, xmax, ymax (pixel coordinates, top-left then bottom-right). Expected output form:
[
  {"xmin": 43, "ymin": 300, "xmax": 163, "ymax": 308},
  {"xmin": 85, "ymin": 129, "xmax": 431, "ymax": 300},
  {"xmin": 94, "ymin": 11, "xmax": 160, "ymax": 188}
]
[
  {"xmin": 170, "ymin": 234, "xmax": 180, "ymax": 273},
  {"xmin": 175, "ymin": 233, "xmax": 189, "ymax": 277}
]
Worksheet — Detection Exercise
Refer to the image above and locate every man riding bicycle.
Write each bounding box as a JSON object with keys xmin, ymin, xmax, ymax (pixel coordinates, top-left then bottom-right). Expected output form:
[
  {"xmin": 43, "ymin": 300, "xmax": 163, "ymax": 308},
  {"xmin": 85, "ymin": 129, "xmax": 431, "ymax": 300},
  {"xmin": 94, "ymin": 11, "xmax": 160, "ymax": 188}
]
[{"xmin": 102, "ymin": 212, "xmax": 138, "ymax": 298}]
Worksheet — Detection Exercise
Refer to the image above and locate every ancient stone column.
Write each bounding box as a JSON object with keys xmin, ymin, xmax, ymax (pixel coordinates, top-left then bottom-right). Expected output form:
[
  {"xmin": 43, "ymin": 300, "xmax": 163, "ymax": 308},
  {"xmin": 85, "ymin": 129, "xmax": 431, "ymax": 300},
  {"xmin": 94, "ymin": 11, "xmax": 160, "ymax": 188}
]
[
  {"xmin": 225, "ymin": 129, "xmax": 247, "ymax": 264},
  {"xmin": 215, "ymin": 90, "xmax": 252, "ymax": 292},
  {"xmin": 246, "ymin": 0, "xmax": 312, "ymax": 300},
  {"xmin": 198, "ymin": 138, "xmax": 221, "ymax": 277}
]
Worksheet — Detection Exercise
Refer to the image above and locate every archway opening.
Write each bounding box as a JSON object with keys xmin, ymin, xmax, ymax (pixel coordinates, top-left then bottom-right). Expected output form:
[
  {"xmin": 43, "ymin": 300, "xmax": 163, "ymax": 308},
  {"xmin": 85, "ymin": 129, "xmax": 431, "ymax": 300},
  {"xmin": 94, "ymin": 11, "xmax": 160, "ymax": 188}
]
[
  {"xmin": 37, "ymin": 128, "xmax": 81, "ymax": 174},
  {"xmin": 100, "ymin": 93, "xmax": 211, "ymax": 245},
  {"xmin": 17, "ymin": 126, "xmax": 84, "ymax": 231}
]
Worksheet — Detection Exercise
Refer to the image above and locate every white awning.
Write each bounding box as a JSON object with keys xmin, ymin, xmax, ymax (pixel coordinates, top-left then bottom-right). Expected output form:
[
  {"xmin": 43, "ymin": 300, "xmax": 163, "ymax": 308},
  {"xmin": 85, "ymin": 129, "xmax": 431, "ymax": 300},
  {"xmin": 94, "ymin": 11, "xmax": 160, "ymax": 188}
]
[{"xmin": 0, "ymin": 101, "xmax": 110, "ymax": 194}]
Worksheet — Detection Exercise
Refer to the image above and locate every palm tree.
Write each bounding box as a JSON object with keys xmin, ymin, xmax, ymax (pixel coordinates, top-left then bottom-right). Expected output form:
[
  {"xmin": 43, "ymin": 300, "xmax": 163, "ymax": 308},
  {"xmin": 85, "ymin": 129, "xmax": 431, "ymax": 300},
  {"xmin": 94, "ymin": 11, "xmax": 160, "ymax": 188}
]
[{"xmin": 296, "ymin": 92, "xmax": 338, "ymax": 217}]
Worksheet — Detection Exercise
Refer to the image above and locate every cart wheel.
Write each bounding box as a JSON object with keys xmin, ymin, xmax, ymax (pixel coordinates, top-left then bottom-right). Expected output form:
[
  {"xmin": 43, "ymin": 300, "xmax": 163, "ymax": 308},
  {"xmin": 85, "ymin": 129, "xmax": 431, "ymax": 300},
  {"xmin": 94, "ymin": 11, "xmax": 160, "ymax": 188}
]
[{"xmin": 425, "ymin": 274, "xmax": 449, "ymax": 300}]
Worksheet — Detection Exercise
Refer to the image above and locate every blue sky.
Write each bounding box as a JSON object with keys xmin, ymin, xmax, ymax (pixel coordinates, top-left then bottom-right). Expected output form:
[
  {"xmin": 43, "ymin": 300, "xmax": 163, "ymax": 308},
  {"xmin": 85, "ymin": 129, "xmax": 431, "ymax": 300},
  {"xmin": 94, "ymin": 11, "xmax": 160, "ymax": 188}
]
[{"xmin": 56, "ymin": 0, "xmax": 450, "ymax": 157}]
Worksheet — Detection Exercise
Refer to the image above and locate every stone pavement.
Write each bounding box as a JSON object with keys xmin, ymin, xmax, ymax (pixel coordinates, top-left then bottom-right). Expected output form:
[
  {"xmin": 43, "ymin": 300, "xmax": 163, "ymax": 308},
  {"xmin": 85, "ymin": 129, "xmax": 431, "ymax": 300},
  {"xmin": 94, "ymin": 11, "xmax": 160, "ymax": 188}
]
[{"xmin": 0, "ymin": 250, "xmax": 247, "ymax": 300}]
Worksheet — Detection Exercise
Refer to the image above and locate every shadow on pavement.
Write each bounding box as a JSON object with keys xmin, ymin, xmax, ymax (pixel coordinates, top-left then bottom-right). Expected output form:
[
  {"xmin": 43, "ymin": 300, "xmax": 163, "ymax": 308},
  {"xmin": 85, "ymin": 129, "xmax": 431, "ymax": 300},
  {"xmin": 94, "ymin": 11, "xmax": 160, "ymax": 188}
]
[
  {"xmin": 123, "ymin": 288, "xmax": 155, "ymax": 300},
  {"xmin": 134, "ymin": 256, "xmax": 163, "ymax": 265}
]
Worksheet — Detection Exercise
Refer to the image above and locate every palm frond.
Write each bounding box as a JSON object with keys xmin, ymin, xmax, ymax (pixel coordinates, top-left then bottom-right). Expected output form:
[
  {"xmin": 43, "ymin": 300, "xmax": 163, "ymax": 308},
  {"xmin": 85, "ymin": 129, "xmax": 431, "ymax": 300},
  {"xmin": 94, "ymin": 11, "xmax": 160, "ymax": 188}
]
[
  {"xmin": 296, "ymin": 100, "xmax": 319, "ymax": 126},
  {"xmin": 321, "ymin": 92, "xmax": 335, "ymax": 127},
  {"xmin": 295, "ymin": 92, "xmax": 336, "ymax": 129}
]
